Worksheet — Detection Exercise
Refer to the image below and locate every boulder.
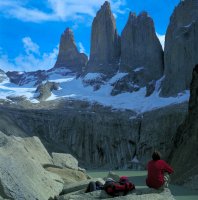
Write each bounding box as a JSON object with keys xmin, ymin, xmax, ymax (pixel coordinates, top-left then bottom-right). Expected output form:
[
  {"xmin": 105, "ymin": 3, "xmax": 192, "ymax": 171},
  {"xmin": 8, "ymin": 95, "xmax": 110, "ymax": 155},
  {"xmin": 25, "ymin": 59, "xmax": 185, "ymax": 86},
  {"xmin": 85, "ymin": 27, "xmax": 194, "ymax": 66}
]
[
  {"xmin": 86, "ymin": 1, "xmax": 120, "ymax": 75},
  {"xmin": 45, "ymin": 166, "xmax": 88, "ymax": 184},
  {"xmin": 169, "ymin": 64, "xmax": 198, "ymax": 189},
  {"xmin": 52, "ymin": 153, "xmax": 79, "ymax": 170},
  {"xmin": 120, "ymin": 12, "xmax": 164, "ymax": 82},
  {"xmin": 54, "ymin": 28, "xmax": 88, "ymax": 72},
  {"xmin": 161, "ymin": 0, "xmax": 198, "ymax": 96},
  {"xmin": 0, "ymin": 131, "xmax": 63, "ymax": 200}
]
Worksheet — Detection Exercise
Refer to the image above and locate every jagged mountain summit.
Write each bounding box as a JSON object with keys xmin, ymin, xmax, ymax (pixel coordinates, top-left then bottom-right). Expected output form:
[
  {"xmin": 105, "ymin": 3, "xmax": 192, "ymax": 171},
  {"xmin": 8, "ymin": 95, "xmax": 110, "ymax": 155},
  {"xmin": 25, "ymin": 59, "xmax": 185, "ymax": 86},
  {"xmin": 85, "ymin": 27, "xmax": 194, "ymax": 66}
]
[
  {"xmin": 54, "ymin": 28, "xmax": 88, "ymax": 73},
  {"xmin": 86, "ymin": 1, "xmax": 120, "ymax": 75},
  {"xmin": 120, "ymin": 11, "xmax": 164, "ymax": 82}
]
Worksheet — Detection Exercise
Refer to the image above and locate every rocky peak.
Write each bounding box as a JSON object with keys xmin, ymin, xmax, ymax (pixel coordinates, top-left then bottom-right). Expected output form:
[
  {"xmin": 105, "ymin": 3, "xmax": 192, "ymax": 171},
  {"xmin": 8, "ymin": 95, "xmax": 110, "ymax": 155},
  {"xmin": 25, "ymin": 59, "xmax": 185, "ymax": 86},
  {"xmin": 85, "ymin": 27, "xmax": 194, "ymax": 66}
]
[
  {"xmin": 101, "ymin": 1, "xmax": 110, "ymax": 10},
  {"xmin": 61, "ymin": 28, "xmax": 76, "ymax": 50},
  {"xmin": 86, "ymin": 1, "xmax": 120, "ymax": 75},
  {"xmin": 54, "ymin": 27, "xmax": 88, "ymax": 73},
  {"xmin": 160, "ymin": 0, "xmax": 198, "ymax": 96},
  {"xmin": 138, "ymin": 11, "xmax": 149, "ymax": 18},
  {"xmin": 120, "ymin": 11, "xmax": 163, "ymax": 82}
]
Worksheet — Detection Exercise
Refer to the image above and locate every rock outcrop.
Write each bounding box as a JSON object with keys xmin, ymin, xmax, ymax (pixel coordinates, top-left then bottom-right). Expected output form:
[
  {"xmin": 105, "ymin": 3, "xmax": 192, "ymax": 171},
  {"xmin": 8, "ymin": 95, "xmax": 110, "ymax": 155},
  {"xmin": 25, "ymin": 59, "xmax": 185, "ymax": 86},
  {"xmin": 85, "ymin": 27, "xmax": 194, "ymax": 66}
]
[
  {"xmin": 52, "ymin": 153, "xmax": 79, "ymax": 170},
  {"xmin": 169, "ymin": 64, "xmax": 198, "ymax": 190},
  {"xmin": 0, "ymin": 132, "xmax": 63, "ymax": 200},
  {"xmin": 86, "ymin": 1, "xmax": 120, "ymax": 74},
  {"xmin": 161, "ymin": 0, "xmax": 198, "ymax": 96},
  {"xmin": 54, "ymin": 28, "xmax": 88, "ymax": 73},
  {"xmin": 6, "ymin": 70, "xmax": 47, "ymax": 86},
  {"xmin": 35, "ymin": 81, "xmax": 59, "ymax": 101},
  {"xmin": 45, "ymin": 166, "xmax": 88, "ymax": 185},
  {"xmin": 120, "ymin": 12, "xmax": 164, "ymax": 82}
]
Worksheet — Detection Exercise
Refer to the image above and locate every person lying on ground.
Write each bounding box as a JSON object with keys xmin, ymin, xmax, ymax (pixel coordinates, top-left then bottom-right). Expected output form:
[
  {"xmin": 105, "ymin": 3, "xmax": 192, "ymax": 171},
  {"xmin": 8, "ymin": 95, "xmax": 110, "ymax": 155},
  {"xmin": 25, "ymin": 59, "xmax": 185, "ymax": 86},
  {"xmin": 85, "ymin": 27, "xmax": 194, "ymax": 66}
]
[{"xmin": 85, "ymin": 181, "xmax": 104, "ymax": 193}]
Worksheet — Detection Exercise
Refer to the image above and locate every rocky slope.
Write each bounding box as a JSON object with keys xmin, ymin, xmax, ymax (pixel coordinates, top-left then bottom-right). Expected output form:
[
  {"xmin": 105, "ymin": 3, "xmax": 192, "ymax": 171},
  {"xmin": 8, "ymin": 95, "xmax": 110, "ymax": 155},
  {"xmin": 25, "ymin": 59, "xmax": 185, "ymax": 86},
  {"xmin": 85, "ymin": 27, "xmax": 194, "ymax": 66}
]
[
  {"xmin": 86, "ymin": 1, "xmax": 120, "ymax": 75},
  {"xmin": 161, "ymin": 0, "xmax": 198, "ymax": 96},
  {"xmin": 120, "ymin": 11, "xmax": 164, "ymax": 82},
  {"xmin": 54, "ymin": 28, "xmax": 88, "ymax": 72},
  {"xmin": 169, "ymin": 64, "xmax": 198, "ymax": 190},
  {"xmin": 0, "ymin": 100, "xmax": 188, "ymax": 169}
]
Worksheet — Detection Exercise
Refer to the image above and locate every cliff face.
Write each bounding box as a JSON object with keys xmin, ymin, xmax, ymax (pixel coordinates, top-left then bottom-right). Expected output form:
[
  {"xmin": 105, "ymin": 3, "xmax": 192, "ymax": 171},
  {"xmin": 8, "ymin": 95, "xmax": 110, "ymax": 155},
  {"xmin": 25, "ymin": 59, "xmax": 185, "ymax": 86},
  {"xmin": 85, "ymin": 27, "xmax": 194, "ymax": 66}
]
[
  {"xmin": 120, "ymin": 12, "xmax": 164, "ymax": 82},
  {"xmin": 170, "ymin": 65, "xmax": 198, "ymax": 189},
  {"xmin": 0, "ymin": 101, "xmax": 187, "ymax": 169},
  {"xmin": 54, "ymin": 28, "xmax": 88, "ymax": 73},
  {"xmin": 161, "ymin": 0, "xmax": 198, "ymax": 96},
  {"xmin": 86, "ymin": 1, "xmax": 120, "ymax": 75}
]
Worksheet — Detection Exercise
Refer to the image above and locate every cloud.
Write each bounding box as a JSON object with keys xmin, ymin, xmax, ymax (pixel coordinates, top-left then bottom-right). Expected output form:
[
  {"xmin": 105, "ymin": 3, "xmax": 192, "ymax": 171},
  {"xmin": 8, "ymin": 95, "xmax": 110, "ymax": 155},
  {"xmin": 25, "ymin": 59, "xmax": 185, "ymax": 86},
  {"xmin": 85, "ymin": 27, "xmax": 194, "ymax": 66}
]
[
  {"xmin": 22, "ymin": 37, "xmax": 40, "ymax": 55},
  {"xmin": 0, "ymin": 0, "xmax": 127, "ymax": 23},
  {"xmin": 156, "ymin": 33, "xmax": 165, "ymax": 50},
  {"xmin": 0, "ymin": 38, "xmax": 58, "ymax": 72}
]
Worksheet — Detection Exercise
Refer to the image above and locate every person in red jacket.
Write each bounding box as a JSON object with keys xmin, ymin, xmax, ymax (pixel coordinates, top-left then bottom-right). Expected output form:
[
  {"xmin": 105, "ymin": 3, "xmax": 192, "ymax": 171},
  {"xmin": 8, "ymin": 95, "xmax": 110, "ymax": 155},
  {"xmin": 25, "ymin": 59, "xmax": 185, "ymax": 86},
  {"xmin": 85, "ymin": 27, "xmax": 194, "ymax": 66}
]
[{"xmin": 146, "ymin": 151, "xmax": 174, "ymax": 189}]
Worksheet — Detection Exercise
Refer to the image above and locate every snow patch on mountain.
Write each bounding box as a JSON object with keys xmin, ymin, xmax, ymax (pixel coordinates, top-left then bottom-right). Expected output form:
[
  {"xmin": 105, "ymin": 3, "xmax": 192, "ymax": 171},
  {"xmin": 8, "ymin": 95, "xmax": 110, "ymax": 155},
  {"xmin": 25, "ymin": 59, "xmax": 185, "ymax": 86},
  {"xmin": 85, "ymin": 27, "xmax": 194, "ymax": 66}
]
[{"xmin": 0, "ymin": 69, "xmax": 189, "ymax": 113}]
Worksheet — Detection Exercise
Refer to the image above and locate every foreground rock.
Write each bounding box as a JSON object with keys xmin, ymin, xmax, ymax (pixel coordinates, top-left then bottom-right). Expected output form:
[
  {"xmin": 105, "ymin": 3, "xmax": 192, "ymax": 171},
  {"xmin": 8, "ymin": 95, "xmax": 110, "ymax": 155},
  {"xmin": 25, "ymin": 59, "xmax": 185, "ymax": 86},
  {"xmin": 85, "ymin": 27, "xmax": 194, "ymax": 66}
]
[
  {"xmin": 57, "ymin": 187, "xmax": 175, "ymax": 200},
  {"xmin": 161, "ymin": 0, "xmax": 198, "ymax": 96},
  {"xmin": 54, "ymin": 28, "xmax": 88, "ymax": 72},
  {"xmin": 120, "ymin": 12, "xmax": 163, "ymax": 82},
  {"xmin": 45, "ymin": 166, "xmax": 88, "ymax": 185},
  {"xmin": 169, "ymin": 64, "xmax": 198, "ymax": 190},
  {"xmin": 0, "ymin": 132, "xmax": 63, "ymax": 200},
  {"xmin": 86, "ymin": 1, "xmax": 120, "ymax": 74},
  {"xmin": 52, "ymin": 153, "xmax": 80, "ymax": 170}
]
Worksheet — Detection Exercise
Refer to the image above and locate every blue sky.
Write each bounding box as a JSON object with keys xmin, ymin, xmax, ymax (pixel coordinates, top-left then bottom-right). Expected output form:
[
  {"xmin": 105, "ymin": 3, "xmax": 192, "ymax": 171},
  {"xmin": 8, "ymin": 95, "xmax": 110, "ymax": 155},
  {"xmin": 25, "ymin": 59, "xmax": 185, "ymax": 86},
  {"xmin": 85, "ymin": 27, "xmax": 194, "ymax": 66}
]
[{"xmin": 0, "ymin": 0, "xmax": 180, "ymax": 72}]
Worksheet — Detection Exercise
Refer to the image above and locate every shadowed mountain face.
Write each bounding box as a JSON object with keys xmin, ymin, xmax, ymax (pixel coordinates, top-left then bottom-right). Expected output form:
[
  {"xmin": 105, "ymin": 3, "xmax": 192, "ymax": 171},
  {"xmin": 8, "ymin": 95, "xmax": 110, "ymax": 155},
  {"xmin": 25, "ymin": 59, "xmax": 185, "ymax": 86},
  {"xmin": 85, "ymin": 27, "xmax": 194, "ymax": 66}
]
[
  {"xmin": 120, "ymin": 12, "xmax": 164, "ymax": 82},
  {"xmin": 170, "ymin": 64, "xmax": 198, "ymax": 189},
  {"xmin": 86, "ymin": 1, "xmax": 121, "ymax": 75},
  {"xmin": 54, "ymin": 28, "xmax": 88, "ymax": 73},
  {"xmin": 161, "ymin": 0, "xmax": 198, "ymax": 97},
  {"xmin": 0, "ymin": 101, "xmax": 187, "ymax": 169}
]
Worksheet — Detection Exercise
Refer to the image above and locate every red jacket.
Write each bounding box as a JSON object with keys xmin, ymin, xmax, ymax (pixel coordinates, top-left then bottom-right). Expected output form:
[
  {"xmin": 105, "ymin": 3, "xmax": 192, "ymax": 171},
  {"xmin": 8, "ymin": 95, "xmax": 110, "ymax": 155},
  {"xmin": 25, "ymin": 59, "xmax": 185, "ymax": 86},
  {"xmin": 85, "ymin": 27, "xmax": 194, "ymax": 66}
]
[{"xmin": 146, "ymin": 159, "xmax": 174, "ymax": 189}]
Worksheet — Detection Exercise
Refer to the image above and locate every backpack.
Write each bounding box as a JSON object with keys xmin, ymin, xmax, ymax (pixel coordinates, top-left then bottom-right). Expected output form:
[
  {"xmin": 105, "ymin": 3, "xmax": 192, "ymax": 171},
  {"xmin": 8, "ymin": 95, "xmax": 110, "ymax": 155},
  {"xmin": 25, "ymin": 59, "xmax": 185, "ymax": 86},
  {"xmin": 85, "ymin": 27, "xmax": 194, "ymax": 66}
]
[{"xmin": 104, "ymin": 177, "xmax": 135, "ymax": 197}]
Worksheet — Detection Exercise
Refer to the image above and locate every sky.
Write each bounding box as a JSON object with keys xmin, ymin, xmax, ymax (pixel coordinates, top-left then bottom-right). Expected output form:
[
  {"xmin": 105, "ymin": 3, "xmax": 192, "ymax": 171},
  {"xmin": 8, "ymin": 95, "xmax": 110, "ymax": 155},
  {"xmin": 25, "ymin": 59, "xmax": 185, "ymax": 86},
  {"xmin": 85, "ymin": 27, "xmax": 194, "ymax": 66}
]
[{"xmin": 0, "ymin": 0, "xmax": 180, "ymax": 72}]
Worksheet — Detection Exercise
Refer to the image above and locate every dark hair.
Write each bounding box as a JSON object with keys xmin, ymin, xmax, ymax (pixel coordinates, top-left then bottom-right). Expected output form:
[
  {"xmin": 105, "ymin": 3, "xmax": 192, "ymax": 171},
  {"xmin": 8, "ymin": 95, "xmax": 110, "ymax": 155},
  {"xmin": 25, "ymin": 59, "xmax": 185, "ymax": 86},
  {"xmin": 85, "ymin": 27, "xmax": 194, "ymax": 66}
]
[{"xmin": 152, "ymin": 151, "xmax": 161, "ymax": 161}]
